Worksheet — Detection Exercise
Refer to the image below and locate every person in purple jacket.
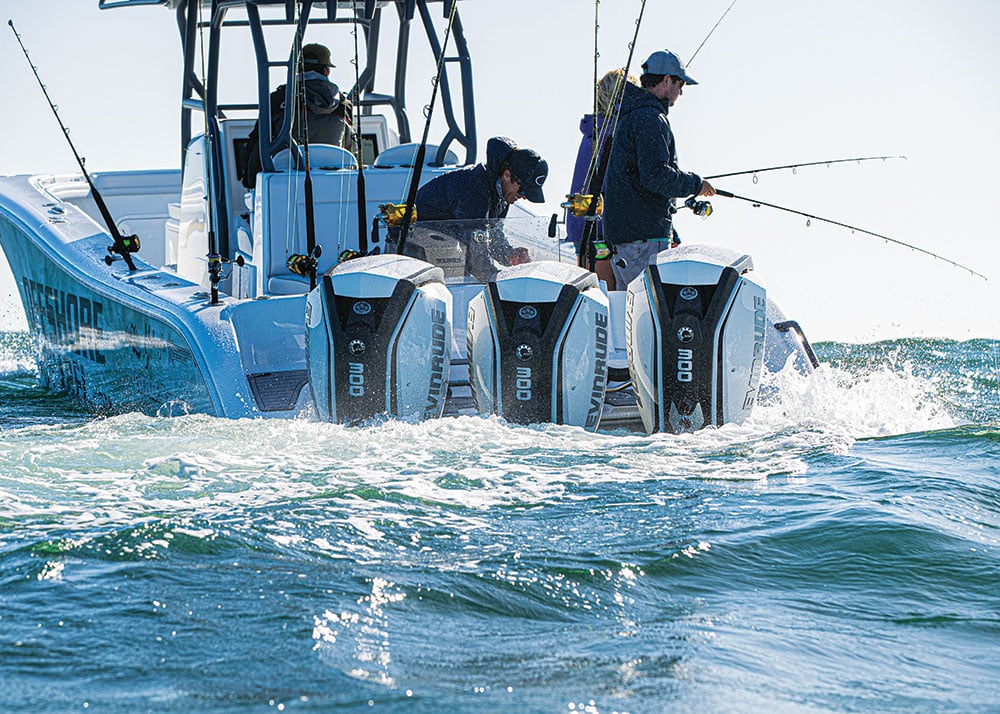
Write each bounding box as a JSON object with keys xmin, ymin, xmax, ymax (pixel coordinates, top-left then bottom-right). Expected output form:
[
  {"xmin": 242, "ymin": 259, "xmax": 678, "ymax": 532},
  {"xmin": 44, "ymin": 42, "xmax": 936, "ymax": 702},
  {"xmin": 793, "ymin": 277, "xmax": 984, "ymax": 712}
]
[
  {"xmin": 566, "ymin": 70, "xmax": 637, "ymax": 289},
  {"xmin": 566, "ymin": 70, "xmax": 637, "ymax": 246}
]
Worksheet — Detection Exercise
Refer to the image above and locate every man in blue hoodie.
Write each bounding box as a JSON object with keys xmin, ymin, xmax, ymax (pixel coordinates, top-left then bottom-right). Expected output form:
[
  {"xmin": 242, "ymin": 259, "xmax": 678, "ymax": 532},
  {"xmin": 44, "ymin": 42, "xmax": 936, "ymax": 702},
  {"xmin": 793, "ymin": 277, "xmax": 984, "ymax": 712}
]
[
  {"xmin": 603, "ymin": 50, "xmax": 715, "ymax": 288},
  {"xmin": 416, "ymin": 136, "xmax": 547, "ymax": 224},
  {"xmin": 414, "ymin": 136, "xmax": 547, "ymax": 270}
]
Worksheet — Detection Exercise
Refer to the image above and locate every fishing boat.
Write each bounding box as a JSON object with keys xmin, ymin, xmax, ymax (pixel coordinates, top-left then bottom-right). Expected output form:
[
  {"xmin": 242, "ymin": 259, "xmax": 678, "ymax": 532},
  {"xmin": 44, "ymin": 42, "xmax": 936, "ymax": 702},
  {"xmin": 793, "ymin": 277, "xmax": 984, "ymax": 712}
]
[{"xmin": 0, "ymin": 0, "xmax": 815, "ymax": 433}]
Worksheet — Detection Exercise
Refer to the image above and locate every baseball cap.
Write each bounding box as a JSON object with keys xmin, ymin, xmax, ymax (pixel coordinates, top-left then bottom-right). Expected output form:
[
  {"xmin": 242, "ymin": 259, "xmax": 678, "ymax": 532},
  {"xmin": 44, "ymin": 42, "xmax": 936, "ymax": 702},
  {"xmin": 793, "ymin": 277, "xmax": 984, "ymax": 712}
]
[
  {"xmin": 507, "ymin": 148, "xmax": 548, "ymax": 203},
  {"xmin": 641, "ymin": 50, "xmax": 697, "ymax": 85},
  {"xmin": 302, "ymin": 43, "xmax": 335, "ymax": 68}
]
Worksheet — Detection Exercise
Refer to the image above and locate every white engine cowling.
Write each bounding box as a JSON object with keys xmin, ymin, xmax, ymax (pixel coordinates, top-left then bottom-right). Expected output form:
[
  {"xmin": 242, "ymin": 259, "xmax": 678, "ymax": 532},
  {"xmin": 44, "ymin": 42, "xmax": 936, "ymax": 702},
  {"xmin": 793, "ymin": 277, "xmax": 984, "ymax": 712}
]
[
  {"xmin": 626, "ymin": 246, "xmax": 767, "ymax": 434},
  {"xmin": 467, "ymin": 261, "xmax": 610, "ymax": 430},
  {"xmin": 306, "ymin": 254, "xmax": 452, "ymax": 424}
]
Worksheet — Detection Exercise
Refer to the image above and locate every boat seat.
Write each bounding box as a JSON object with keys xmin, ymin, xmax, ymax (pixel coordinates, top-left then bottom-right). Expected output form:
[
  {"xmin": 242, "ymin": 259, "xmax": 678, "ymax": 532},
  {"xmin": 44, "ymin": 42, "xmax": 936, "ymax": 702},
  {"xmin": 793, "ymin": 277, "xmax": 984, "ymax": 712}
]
[
  {"xmin": 372, "ymin": 142, "xmax": 459, "ymax": 168},
  {"xmin": 253, "ymin": 170, "xmax": 359, "ymax": 297},
  {"xmin": 273, "ymin": 144, "xmax": 358, "ymax": 171},
  {"xmin": 267, "ymin": 274, "xmax": 312, "ymax": 295},
  {"xmin": 252, "ymin": 165, "xmax": 456, "ymax": 297}
]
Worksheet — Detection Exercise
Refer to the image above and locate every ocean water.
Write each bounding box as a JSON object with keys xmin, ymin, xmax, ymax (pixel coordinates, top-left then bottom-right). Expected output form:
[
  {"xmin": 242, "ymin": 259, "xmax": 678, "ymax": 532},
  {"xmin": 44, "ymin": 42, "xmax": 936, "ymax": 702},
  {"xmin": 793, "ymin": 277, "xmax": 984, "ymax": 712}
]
[{"xmin": 1, "ymin": 331, "xmax": 998, "ymax": 713}]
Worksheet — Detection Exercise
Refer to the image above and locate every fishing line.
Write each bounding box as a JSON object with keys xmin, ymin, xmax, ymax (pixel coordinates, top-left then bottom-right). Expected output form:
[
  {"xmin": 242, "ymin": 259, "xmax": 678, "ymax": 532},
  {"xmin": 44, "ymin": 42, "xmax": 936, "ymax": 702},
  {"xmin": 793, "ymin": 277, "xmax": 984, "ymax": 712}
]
[
  {"xmin": 592, "ymin": 0, "xmax": 600, "ymax": 154},
  {"xmin": 293, "ymin": 3, "xmax": 320, "ymax": 290},
  {"xmin": 705, "ymin": 155, "xmax": 906, "ymax": 181},
  {"xmin": 581, "ymin": 0, "xmax": 719, "ymax": 255},
  {"xmin": 351, "ymin": 0, "xmax": 368, "ymax": 255},
  {"xmin": 581, "ymin": 70, "xmax": 628, "ymax": 193},
  {"xmin": 9, "ymin": 19, "xmax": 138, "ymax": 271},
  {"xmin": 688, "ymin": 0, "xmax": 738, "ymax": 65},
  {"xmin": 576, "ymin": 0, "xmax": 736, "ymax": 270},
  {"xmin": 715, "ymin": 189, "xmax": 987, "ymax": 280},
  {"xmin": 577, "ymin": 0, "xmax": 649, "ymax": 270},
  {"xmin": 394, "ymin": 0, "xmax": 459, "ymax": 256},
  {"xmin": 582, "ymin": 0, "xmax": 631, "ymax": 190},
  {"xmin": 577, "ymin": 0, "xmax": 732, "ymax": 224}
]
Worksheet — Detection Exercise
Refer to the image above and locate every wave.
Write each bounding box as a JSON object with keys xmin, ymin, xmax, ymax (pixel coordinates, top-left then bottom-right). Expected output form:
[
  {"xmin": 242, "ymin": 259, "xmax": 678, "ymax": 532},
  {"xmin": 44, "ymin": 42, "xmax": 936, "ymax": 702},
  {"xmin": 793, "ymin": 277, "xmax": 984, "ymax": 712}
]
[{"xmin": 0, "ymin": 330, "xmax": 35, "ymax": 377}]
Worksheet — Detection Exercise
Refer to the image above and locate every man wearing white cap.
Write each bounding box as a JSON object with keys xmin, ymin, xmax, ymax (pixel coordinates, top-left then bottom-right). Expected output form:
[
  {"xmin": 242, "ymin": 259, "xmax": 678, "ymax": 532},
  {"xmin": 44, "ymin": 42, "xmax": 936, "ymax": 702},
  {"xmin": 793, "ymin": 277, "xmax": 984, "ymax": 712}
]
[{"xmin": 603, "ymin": 49, "xmax": 715, "ymax": 288}]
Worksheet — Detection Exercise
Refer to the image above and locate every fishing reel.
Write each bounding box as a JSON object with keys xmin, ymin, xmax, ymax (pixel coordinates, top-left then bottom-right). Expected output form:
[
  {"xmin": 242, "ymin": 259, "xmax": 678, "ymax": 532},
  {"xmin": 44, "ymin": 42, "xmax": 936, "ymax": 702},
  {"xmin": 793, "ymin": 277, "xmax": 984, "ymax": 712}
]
[
  {"xmin": 590, "ymin": 240, "xmax": 611, "ymax": 261},
  {"xmin": 684, "ymin": 196, "xmax": 713, "ymax": 218},
  {"xmin": 378, "ymin": 202, "xmax": 416, "ymax": 226},
  {"xmin": 338, "ymin": 248, "xmax": 365, "ymax": 263},
  {"xmin": 104, "ymin": 233, "xmax": 140, "ymax": 269},
  {"xmin": 562, "ymin": 193, "xmax": 604, "ymax": 217},
  {"xmin": 287, "ymin": 245, "xmax": 322, "ymax": 277}
]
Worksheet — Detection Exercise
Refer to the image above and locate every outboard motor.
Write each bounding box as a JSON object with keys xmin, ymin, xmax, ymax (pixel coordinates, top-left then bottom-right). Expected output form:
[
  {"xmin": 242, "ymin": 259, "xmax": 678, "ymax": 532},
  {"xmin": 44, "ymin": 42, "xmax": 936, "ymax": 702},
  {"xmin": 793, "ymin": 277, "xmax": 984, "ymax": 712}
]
[
  {"xmin": 467, "ymin": 261, "xmax": 610, "ymax": 430},
  {"xmin": 626, "ymin": 245, "xmax": 767, "ymax": 434},
  {"xmin": 306, "ymin": 254, "xmax": 452, "ymax": 424}
]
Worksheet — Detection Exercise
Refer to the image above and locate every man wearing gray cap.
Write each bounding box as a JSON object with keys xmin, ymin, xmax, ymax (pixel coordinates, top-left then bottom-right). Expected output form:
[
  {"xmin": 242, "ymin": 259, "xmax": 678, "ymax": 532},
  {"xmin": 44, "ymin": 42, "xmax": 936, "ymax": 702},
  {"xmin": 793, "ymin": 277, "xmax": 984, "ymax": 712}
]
[{"xmin": 603, "ymin": 49, "xmax": 715, "ymax": 288}]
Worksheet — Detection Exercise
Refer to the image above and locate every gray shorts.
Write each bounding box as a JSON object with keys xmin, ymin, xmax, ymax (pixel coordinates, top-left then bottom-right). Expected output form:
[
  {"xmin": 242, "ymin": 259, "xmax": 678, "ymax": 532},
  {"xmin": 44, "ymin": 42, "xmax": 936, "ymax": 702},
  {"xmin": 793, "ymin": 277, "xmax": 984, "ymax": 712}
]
[{"xmin": 610, "ymin": 240, "xmax": 670, "ymax": 290}]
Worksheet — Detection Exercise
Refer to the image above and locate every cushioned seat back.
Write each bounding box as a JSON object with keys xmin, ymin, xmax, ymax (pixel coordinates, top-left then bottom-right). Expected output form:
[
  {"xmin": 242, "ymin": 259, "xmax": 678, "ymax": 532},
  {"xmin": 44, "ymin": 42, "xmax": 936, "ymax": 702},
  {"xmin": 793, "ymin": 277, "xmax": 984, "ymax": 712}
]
[
  {"xmin": 273, "ymin": 144, "xmax": 358, "ymax": 171},
  {"xmin": 372, "ymin": 142, "xmax": 459, "ymax": 168}
]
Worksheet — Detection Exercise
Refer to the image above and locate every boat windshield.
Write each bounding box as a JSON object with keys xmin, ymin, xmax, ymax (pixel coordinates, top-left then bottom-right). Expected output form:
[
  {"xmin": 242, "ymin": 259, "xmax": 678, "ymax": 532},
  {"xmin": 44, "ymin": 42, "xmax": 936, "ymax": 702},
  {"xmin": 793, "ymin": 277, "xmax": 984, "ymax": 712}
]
[{"xmin": 388, "ymin": 216, "xmax": 575, "ymax": 285}]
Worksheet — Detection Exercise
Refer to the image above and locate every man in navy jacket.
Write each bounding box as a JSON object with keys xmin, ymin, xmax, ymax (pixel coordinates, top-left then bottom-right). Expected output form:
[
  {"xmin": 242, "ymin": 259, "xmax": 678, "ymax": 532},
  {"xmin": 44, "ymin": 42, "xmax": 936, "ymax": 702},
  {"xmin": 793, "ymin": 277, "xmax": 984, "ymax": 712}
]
[
  {"xmin": 414, "ymin": 136, "xmax": 547, "ymax": 271},
  {"xmin": 416, "ymin": 136, "xmax": 547, "ymax": 222},
  {"xmin": 603, "ymin": 50, "xmax": 715, "ymax": 288}
]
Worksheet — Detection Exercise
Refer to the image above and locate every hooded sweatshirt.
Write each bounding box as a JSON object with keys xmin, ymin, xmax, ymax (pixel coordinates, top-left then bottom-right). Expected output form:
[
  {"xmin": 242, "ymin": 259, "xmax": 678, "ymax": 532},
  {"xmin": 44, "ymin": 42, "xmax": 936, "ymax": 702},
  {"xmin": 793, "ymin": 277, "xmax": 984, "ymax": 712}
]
[
  {"xmin": 241, "ymin": 72, "xmax": 354, "ymax": 189},
  {"xmin": 295, "ymin": 71, "xmax": 352, "ymax": 146},
  {"xmin": 603, "ymin": 82, "xmax": 702, "ymax": 245}
]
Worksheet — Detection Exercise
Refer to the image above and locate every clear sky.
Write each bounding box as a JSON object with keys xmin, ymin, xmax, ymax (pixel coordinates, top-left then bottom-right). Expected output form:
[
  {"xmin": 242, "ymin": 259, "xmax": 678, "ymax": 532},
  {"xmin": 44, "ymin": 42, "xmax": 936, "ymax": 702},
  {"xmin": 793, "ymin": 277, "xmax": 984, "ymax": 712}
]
[{"xmin": 2, "ymin": 0, "xmax": 998, "ymax": 343}]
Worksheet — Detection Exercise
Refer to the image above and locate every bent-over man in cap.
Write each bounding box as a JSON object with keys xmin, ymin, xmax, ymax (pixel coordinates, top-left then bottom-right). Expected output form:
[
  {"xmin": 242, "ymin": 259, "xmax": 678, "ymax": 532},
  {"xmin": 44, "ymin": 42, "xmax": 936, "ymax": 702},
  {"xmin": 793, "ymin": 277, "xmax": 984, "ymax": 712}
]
[
  {"xmin": 603, "ymin": 49, "xmax": 715, "ymax": 288},
  {"xmin": 411, "ymin": 136, "xmax": 548, "ymax": 274}
]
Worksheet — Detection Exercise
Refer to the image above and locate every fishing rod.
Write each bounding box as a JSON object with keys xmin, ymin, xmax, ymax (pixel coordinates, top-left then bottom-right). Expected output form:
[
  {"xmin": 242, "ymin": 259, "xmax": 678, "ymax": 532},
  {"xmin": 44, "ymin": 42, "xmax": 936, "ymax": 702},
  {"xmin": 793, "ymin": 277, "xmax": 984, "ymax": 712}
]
[
  {"xmin": 351, "ymin": 0, "xmax": 368, "ymax": 256},
  {"xmin": 577, "ymin": 0, "xmax": 649, "ymax": 270},
  {"xmin": 705, "ymin": 155, "xmax": 907, "ymax": 181},
  {"xmin": 393, "ymin": 0, "xmax": 459, "ymax": 257},
  {"xmin": 294, "ymin": 20, "xmax": 320, "ymax": 291},
  {"xmin": 9, "ymin": 19, "xmax": 138, "ymax": 271},
  {"xmin": 591, "ymin": 0, "xmax": 600, "ymax": 163},
  {"xmin": 687, "ymin": 0, "xmax": 737, "ymax": 65},
  {"xmin": 713, "ymin": 189, "xmax": 987, "ymax": 280},
  {"xmin": 195, "ymin": 2, "xmax": 225, "ymax": 303}
]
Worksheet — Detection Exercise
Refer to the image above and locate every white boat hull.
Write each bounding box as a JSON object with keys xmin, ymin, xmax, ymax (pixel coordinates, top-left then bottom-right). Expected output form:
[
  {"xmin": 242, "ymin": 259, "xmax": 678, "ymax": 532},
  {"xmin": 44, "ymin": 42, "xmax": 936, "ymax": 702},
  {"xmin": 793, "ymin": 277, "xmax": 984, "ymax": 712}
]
[{"xmin": 0, "ymin": 172, "xmax": 815, "ymax": 431}]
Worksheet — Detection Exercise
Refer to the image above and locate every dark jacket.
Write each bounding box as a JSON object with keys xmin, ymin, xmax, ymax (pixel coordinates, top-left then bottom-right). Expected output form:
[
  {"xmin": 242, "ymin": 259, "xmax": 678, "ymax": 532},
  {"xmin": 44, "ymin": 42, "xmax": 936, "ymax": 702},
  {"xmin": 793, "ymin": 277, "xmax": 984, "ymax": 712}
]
[
  {"xmin": 414, "ymin": 136, "xmax": 516, "ymax": 221},
  {"xmin": 603, "ymin": 82, "xmax": 702, "ymax": 245},
  {"xmin": 241, "ymin": 73, "xmax": 354, "ymax": 189},
  {"xmin": 411, "ymin": 137, "xmax": 519, "ymax": 273}
]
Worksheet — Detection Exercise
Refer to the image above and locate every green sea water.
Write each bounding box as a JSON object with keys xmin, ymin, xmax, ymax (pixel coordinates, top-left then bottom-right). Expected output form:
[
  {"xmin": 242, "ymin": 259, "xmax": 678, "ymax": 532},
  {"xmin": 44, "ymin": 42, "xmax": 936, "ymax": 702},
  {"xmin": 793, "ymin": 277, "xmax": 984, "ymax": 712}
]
[{"xmin": 1, "ymin": 333, "xmax": 998, "ymax": 712}]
